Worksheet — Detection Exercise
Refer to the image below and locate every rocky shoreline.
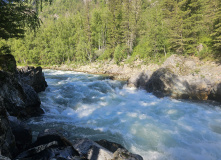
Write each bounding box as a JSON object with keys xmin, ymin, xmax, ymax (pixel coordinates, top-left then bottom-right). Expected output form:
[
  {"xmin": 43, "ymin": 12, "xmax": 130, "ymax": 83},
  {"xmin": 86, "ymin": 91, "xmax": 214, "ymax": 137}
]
[
  {"xmin": 0, "ymin": 54, "xmax": 143, "ymax": 160},
  {"xmin": 44, "ymin": 55, "xmax": 221, "ymax": 103}
]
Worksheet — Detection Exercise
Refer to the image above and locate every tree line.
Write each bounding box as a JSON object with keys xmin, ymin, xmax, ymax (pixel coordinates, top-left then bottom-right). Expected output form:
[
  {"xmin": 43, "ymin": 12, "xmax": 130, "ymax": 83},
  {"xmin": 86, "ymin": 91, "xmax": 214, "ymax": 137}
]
[{"xmin": 1, "ymin": 0, "xmax": 220, "ymax": 65}]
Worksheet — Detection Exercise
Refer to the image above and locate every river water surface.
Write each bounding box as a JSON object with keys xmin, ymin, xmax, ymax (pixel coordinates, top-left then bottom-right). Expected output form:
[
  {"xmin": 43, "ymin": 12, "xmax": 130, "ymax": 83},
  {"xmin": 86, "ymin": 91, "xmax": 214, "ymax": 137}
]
[{"xmin": 27, "ymin": 69, "xmax": 221, "ymax": 160}]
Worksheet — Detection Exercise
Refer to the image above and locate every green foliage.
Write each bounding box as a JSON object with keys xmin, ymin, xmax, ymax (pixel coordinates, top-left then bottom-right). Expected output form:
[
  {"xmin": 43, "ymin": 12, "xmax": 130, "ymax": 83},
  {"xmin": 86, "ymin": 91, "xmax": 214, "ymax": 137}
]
[
  {"xmin": 1, "ymin": 0, "xmax": 221, "ymax": 65},
  {"xmin": 0, "ymin": 0, "xmax": 41, "ymax": 39},
  {"xmin": 0, "ymin": 39, "xmax": 11, "ymax": 55},
  {"xmin": 114, "ymin": 45, "xmax": 128, "ymax": 64}
]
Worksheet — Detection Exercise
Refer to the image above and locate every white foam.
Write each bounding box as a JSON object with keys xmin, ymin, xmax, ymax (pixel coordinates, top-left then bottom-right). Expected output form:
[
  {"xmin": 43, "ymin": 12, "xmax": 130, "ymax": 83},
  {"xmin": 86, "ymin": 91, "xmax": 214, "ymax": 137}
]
[{"xmin": 32, "ymin": 70, "xmax": 221, "ymax": 160}]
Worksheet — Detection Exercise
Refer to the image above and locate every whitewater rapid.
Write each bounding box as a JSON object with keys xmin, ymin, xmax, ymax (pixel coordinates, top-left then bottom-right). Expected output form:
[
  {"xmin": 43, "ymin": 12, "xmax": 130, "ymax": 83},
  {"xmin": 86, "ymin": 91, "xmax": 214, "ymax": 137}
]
[{"xmin": 27, "ymin": 69, "xmax": 221, "ymax": 160}]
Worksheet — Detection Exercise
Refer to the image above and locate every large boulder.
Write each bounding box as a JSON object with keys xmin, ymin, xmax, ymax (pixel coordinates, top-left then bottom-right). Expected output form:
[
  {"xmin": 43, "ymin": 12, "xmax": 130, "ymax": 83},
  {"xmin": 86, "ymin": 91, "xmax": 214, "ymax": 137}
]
[
  {"xmin": 0, "ymin": 70, "xmax": 43, "ymax": 119},
  {"xmin": 0, "ymin": 99, "xmax": 17, "ymax": 159},
  {"xmin": 18, "ymin": 66, "xmax": 48, "ymax": 93},
  {"xmin": 185, "ymin": 78, "xmax": 212, "ymax": 100},
  {"xmin": 146, "ymin": 68, "xmax": 189, "ymax": 99},
  {"xmin": 16, "ymin": 129, "xmax": 80, "ymax": 160},
  {"xmin": 127, "ymin": 71, "xmax": 151, "ymax": 88},
  {"xmin": 8, "ymin": 116, "xmax": 32, "ymax": 152},
  {"xmin": 209, "ymin": 83, "xmax": 221, "ymax": 102},
  {"xmin": 145, "ymin": 68, "xmax": 215, "ymax": 101}
]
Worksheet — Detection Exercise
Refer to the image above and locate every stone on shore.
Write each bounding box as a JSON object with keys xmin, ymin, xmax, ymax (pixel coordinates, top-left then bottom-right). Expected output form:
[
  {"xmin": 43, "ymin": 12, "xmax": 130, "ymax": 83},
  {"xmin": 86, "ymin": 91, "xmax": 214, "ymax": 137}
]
[
  {"xmin": 73, "ymin": 139, "xmax": 113, "ymax": 160},
  {"xmin": 16, "ymin": 129, "xmax": 80, "ymax": 160},
  {"xmin": 18, "ymin": 66, "xmax": 48, "ymax": 93}
]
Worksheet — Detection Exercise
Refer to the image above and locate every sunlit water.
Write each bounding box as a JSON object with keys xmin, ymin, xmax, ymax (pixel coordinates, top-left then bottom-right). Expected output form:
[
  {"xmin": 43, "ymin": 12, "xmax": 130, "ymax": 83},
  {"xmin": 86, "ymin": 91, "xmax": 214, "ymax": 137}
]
[{"xmin": 26, "ymin": 69, "xmax": 221, "ymax": 160}]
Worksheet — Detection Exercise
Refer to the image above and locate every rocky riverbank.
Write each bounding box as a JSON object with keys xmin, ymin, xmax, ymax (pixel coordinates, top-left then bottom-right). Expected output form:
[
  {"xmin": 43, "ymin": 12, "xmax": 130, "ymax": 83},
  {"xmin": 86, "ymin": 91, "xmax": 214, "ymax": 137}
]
[
  {"xmin": 45, "ymin": 55, "xmax": 221, "ymax": 103},
  {"xmin": 0, "ymin": 54, "xmax": 143, "ymax": 160}
]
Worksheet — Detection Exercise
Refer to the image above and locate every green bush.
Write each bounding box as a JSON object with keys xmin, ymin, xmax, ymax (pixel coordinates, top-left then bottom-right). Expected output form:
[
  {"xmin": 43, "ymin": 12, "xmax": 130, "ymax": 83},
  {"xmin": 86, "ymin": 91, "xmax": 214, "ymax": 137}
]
[{"xmin": 114, "ymin": 45, "xmax": 128, "ymax": 64}]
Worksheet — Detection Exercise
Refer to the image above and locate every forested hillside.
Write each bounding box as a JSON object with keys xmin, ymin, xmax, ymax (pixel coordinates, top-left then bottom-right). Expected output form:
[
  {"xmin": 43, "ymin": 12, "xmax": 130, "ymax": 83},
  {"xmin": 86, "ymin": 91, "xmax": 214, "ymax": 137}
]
[{"xmin": 1, "ymin": 0, "xmax": 221, "ymax": 65}]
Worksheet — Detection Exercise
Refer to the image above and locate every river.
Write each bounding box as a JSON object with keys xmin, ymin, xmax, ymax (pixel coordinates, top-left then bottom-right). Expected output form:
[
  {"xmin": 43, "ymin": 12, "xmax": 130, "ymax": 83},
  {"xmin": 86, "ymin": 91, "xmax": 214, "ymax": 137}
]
[{"xmin": 26, "ymin": 69, "xmax": 221, "ymax": 160}]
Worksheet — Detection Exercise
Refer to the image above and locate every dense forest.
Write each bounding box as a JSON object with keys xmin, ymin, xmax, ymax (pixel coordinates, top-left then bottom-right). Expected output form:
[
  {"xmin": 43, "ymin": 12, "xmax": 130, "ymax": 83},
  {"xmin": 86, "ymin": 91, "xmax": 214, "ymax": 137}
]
[{"xmin": 0, "ymin": 0, "xmax": 221, "ymax": 65}]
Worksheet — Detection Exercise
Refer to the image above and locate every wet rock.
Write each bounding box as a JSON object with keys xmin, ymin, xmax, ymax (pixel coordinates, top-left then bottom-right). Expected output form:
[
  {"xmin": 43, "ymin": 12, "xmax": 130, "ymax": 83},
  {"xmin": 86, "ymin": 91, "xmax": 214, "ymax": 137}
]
[
  {"xmin": 127, "ymin": 71, "xmax": 151, "ymax": 88},
  {"xmin": 8, "ymin": 116, "xmax": 32, "ymax": 151},
  {"xmin": 95, "ymin": 139, "xmax": 124, "ymax": 153},
  {"xmin": 0, "ymin": 70, "xmax": 43, "ymax": 118},
  {"xmin": 16, "ymin": 129, "xmax": 80, "ymax": 160},
  {"xmin": 18, "ymin": 66, "xmax": 48, "ymax": 93},
  {"xmin": 73, "ymin": 139, "xmax": 113, "ymax": 160},
  {"xmin": 185, "ymin": 79, "xmax": 212, "ymax": 100},
  {"xmin": 209, "ymin": 83, "xmax": 221, "ymax": 102},
  {"xmin": 113, "ymin": 148, "xmax": 143, "ymax": 160},
  {"xmin": 0, "ymin": 99, "xmax": 17, "ymax": 159},
  {"xmin": 146, "ymin": 68, "xmax": 189, "ymax": 98},
  {"xmin": 0, "ymin": 54, "xmax": 16, "ymax": 74},
  {"xmin": 145, "ymin": 68, "xmax": 216, "ymax": 100}
]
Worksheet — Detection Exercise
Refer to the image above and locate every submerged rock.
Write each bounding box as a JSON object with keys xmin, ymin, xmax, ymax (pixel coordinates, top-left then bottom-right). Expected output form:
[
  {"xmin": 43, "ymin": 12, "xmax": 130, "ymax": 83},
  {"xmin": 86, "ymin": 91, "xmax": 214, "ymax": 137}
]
[{"xmin": 18, "ymin": 66, "xmax": 48, "ymax": 93}]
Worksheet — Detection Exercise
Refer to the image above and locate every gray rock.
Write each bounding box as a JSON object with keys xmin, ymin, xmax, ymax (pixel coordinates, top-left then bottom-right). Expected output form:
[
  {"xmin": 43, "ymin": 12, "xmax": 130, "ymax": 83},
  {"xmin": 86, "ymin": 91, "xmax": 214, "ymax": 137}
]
[
  {"xmin": 209, "ymin": 83, "xmax": 221, "ymax": 102},
  {"xmin": 73, "ymin": 139, "xmax": 113, "ymax": 160},
  {"xmin": 0, "ymin": 99, "xmax": 17, "ymax": 159},
  {"xmin": 18, "ymin": 66, "xmax": 48, "ymax": 93},
  {"xmin": 146, "ymin": 68, "xmax": 189, "ymax": 99},
  {"xmin": 16, "ymin": 129, "xmax": 79, "ymax": 160},
  {"xmin": 127, "ymin": 71, "xmax": 151, "ymax": 88},
  {"xmin": 8, "ymin": 116, "xmax": 32, "ymax": 151},
  {"xmin": 113, "ymin": 148, "xmax": 143, "ymax": 160},
  {"xmin": 0, "ymin": 70, "xmax": 43, "ymax": 119},
  {"xmin": 95, "ymin": 139, "xmax": 124, "ymax": 153}
]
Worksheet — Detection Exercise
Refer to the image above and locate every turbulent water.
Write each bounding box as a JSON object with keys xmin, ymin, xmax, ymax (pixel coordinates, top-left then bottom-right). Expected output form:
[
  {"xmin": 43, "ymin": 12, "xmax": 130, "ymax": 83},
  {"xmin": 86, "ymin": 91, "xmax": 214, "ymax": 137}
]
[{"xmin": 27, "ymin": 69, "xmax": 221, "ymax": 160}]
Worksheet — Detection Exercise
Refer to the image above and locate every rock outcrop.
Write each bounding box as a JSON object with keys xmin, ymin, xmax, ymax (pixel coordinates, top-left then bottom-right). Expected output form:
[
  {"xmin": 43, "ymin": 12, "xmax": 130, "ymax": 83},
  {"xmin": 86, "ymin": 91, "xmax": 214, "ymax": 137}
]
[
  {"xmin": 8, "ymin": 116, "xmax": 32, "ymax": 152},
  {"xmin": 0, "ymin": 54, "xmax": 46, "ymax": 159},
  {"xmin": 127, "ymin": 67, "xmax": 220, "ymax": 101},
  {"xmin": 0, "ymin": 99, "xmax": 17, "ymax": 159},
  {"xmin": 127, "ymin": 55, "xmax": 221, "ymax": 102},
  {"xmin": 18, "ymin": 66, "xmax": 48, "ymax": 93},
  {"xmin": 0, "ymin": 70, "xmax": 43, "ymax": 118}
]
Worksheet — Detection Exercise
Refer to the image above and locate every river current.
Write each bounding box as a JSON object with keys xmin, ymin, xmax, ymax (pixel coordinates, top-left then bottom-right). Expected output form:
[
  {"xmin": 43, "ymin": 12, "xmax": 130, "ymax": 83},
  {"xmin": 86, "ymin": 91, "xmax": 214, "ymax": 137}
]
[{"xmin": 27, "ymin": 69, "xmax": 221, "ymax": 160}]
